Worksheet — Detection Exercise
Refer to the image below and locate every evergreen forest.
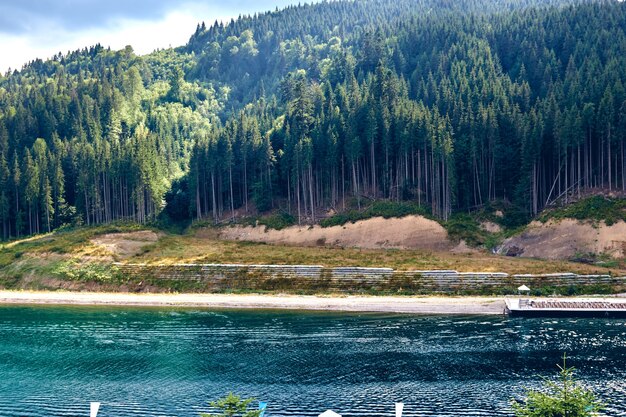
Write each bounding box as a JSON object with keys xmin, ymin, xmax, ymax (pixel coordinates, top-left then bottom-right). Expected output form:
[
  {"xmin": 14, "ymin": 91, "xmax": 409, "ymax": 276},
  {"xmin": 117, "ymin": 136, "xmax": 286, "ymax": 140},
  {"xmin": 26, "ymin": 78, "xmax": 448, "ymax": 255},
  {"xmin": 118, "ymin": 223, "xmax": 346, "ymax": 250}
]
[{"xmin": 1, "ymin": 0, "xmax": 626, "ymax": 239}]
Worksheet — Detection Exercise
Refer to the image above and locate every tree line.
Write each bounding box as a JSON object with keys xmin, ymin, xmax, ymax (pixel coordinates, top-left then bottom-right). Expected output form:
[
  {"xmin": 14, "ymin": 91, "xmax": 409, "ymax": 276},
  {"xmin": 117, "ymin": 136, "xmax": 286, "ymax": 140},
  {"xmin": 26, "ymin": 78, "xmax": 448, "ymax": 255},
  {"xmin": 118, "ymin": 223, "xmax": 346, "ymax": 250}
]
[
  {"xmin": 182, "ymin": 0, "xmax": 626, "ymax": 223},
  {"xmin": 1, "ymin": 0, "xmax": 626, "ymax": 240},
  {"xmin": 0, "ymin": 46, "xmax": 219, "ymax": 237}
]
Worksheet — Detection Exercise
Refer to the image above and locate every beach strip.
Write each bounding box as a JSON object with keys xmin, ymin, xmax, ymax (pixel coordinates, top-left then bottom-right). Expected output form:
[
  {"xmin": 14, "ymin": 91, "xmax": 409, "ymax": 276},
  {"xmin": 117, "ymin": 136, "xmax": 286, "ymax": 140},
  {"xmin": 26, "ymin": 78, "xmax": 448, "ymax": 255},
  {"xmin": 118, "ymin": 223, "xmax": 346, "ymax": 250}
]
[{"xmin": 0, "ymin": 291, "xmax": 506, "ymax": 315}]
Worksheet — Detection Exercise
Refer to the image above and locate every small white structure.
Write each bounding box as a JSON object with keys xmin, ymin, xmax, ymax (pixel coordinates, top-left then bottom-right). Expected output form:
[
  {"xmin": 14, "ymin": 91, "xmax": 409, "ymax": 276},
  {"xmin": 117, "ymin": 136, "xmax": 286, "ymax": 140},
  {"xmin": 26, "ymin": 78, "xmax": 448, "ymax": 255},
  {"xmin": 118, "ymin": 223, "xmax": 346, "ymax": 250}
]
[
  {"xmin": 319, "ymin": 410, "xmax": 342, "ymax": 417},
  {"xmin": 517, "ymin": 285, "xmax": 530, "ymax": 295},
  {"xmin": 90, "ymin": 402, "xmax": 100, "ymax": 417},
  {"xmin": 395, "ymin": 402, "xmax": 404, "ymax": 417}
]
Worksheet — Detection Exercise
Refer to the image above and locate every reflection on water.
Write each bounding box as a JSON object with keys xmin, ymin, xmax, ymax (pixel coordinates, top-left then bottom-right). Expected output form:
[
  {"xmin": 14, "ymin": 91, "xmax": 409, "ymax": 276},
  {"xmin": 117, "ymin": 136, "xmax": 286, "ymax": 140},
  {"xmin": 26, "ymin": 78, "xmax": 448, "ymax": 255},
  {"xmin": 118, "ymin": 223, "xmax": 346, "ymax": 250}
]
[{"xmin": 0, "ymin": 306, "xmax": 625, "ymax": 416}]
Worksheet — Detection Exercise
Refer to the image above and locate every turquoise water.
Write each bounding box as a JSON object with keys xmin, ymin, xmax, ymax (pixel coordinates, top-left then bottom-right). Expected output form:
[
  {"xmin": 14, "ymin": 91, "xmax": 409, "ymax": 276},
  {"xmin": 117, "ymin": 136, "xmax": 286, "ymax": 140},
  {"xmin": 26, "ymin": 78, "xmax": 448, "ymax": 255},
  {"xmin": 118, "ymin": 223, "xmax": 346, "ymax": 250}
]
[{"xmin": 0, "ymin": 306, "xmax": 625, "ymax": 416}]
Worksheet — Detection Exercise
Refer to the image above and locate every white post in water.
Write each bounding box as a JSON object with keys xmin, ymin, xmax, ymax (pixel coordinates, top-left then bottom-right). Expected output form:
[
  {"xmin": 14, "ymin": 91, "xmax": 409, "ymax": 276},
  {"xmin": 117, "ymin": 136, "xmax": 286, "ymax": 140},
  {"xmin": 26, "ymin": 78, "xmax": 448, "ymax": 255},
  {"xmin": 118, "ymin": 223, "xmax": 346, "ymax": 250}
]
[
  {"xmin": 395, "ymin": 403, "xmax": 404, "ymax": 417},
  {"xmin": 319, "ymin": 410, "xmax": 341, "ymax": 417},
  {"xmin": 90, "ymin": 402, "xmax": 100, "ymax": 417}
]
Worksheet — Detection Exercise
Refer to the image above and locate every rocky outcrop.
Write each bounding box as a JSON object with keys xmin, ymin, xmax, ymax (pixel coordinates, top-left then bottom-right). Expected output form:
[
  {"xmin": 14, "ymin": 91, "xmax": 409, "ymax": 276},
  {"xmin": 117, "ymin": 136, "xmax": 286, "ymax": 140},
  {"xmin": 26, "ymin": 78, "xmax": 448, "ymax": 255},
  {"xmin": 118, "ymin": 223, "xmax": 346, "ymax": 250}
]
[{"xmin": 499, "ymin": 219, "xmax": 626, "ymax": 260}]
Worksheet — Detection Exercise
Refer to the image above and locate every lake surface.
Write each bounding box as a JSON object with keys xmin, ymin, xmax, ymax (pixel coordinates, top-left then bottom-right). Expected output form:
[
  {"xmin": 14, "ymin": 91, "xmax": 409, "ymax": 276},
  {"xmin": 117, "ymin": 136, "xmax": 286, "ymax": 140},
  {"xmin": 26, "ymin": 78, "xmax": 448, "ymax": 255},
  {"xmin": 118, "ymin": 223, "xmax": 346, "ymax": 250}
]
[{"xmin": 0, "ymin": 305, "xmax": 625, "ymax": 417}]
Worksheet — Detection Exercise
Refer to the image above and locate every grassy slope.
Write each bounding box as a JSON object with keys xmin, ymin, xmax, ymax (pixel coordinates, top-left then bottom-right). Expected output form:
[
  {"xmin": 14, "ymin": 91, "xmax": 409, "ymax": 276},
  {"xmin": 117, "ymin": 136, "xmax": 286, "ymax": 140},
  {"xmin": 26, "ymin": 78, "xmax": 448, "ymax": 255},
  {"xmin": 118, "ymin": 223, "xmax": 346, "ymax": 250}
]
[
  {"xmin": 0, "ymin": 222, "xmax": 623, "ymax": 291},
  {"xmin": 1, "ymin": 196, "xmax": 625, "ymax": 291},
  {"xmin": 135, "ymin": 233, "xmax": 620, "ymax": 274},
  {"xmin": 538, "ymin": 195, "xmax": 626, "ymax": 225}
]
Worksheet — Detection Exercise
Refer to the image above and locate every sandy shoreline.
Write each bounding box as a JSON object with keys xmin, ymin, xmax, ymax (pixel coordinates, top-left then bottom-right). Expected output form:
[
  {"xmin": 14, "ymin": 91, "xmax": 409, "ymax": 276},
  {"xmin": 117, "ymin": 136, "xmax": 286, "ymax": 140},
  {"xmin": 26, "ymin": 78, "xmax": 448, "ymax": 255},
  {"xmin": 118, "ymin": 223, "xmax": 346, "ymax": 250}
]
[{"xmin": 0, "ymin": 291, "xmax": 506, "ymax": 315}]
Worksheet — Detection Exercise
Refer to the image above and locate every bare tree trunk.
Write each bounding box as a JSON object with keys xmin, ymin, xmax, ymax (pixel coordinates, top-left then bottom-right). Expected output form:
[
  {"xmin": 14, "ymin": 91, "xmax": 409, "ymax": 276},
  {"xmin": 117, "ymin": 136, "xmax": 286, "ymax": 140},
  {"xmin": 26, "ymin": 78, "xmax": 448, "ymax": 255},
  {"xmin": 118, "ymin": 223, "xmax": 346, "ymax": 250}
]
[
  {"xmin": 308, "ymin": 165, "xmax": 315, "ymax": 222},
  {"xmin": 15, "ymin": 185, "xmax": 19, "ymax": 237},
  {"xmin": 196, "ymin": 174, "xmax": 201, "ymax": 220},
  {"xmin": 621, "ymin": 139, "xmax": 626, "ymax": 191},
  {"xmin": 45, "ymin": 198, "xmax": 50, "ymax": 233},
  {"xmin": 600, "ymin": 134, "xmax": 604, "ymax": 188},
  {"xmin": 577, "ymin": 144, "xmax": 581, "ymax": 198},
  {"xmin": 243, "ymin": 157, "xmax": 248, "ymax": 213},
  {"xmin": 296, "ymin": 171, "xmax": 301, "ymax": 224},
  {"xmin": 532, "ymin": 162, "xmax": 538, "ymax": 216},
  {"xmin": 287, "ymin": 175, "xmax": 291, "ymax": 214},
  {"xmin": 211, "ymin": 171, "xmax": 217, "ymax": 222},
  {"xmin": 424, "ymin": 143, "xmax": 429, "ymax": 206},
  {"xmin": 417, "ymin": 149, "xmax": 421, "ymax": 207},
  {"xmin": 606, "ymin": 124, "xmax": 612, "ymax": 191},
  {"xmin": 84, "ymin": 190, "xmax": 90, "ymax": 226},
  {"xmin": 229, "ymin": 166, "xmax": 234, "ymax": 221},
  {"xmin": 370, "ymin": 141, "xmax": 376, "ymax": 197},
  {"xmin": 352, "ymin": 161, "xmax": 359, "ymax": 209},
  {"xmin": 565, "ymin": 148, "xmax": 568, "ymax": 204}
]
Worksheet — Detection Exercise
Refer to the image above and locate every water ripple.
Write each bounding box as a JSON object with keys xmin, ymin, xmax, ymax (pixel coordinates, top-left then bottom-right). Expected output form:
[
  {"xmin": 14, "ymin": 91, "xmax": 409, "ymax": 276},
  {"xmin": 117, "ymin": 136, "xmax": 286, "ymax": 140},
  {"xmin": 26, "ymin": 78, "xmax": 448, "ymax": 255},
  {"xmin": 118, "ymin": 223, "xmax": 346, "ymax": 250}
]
[{"xmin": 0, "ymin": 306, "xmax": 625, "ymax": 416}]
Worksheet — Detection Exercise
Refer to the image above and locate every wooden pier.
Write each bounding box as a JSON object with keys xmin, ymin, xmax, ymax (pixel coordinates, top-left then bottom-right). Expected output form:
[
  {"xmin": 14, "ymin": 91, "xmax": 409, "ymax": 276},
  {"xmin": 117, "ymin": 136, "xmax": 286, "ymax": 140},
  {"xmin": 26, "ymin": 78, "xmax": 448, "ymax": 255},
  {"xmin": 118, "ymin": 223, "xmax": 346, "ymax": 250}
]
[{"xmin": 505, "ymin": 298, "xmax": 626, "ymax": 318}]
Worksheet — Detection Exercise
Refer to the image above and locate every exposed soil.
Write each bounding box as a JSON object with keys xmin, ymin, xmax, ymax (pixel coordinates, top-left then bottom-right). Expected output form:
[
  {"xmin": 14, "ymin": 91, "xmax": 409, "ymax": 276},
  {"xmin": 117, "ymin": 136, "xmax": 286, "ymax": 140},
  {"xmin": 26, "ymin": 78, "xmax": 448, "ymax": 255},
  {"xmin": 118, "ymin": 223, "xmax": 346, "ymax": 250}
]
[
  {"xmin": 450, "ymin": 240, "xmax": 479, "ymax": 254},
  {"xmin": 218, "ymin": 215, "xmax": 454, "ymax": 250},
  {"xmin": 91, "ymin": 231, "xmax": 161, "ymax": 258},
  {"xmin": 499, "ymin": 219, "xmax": 626, "ymax": 260},
  {"xmin": 480, "ymin": 221, "xmax": 502, "ymax": 233}
]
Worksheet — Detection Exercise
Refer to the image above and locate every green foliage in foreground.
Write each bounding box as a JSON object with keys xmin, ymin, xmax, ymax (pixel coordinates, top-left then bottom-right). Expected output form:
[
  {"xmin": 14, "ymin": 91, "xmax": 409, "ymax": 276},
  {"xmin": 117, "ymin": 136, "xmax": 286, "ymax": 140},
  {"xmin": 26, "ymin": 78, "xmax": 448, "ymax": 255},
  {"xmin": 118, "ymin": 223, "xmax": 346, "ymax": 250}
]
[
  {"xmin": 201, "ymin": 393, "xmax": 262, "ymax": 417},
  {"xmin": 256, "ymin": 212, "xmax": 296, "ymax": 230},
  {"xmin": 203, "ymin": 362, "xmax": 605, "ymax": 417},
  {"xmin": 52, "ymin": 260, "xmax": 120, "ymax": 283},
  {"xmin": 320, "ymin": 201, "xmax": 429, "ymax": 228},
  {"xmin": 512, "ymin": 354, "xmax": 604, "ymax": 417},
  {"xmin": 539, "ymin": 196, "xmax": 626, "ymax": 226},
  {"xmin": 444, "ymin": 214, "xmax": 488, "ymax": 247}
]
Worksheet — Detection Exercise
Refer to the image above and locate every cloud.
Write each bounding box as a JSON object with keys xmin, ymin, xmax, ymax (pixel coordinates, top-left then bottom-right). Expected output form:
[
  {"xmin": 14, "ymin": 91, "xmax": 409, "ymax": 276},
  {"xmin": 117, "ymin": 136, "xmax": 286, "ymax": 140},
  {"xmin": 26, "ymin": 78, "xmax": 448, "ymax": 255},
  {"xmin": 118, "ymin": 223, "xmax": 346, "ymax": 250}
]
[
  {"xmin": 0, "ymin": 0, "xmax": 300, "ymax": 73},
  {"xmin": 0, "ymin": 0, "xmax": 174, "ymax": 34}
]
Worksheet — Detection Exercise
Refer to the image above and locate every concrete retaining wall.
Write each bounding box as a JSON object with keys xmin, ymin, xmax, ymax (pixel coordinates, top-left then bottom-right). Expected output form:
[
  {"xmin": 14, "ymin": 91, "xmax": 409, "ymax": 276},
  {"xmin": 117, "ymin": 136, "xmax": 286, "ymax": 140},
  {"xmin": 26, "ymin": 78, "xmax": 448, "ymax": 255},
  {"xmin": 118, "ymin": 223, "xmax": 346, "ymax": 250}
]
[{"xmin": 114, "ymin": 263, "xmax": 626, "ymax": 293}]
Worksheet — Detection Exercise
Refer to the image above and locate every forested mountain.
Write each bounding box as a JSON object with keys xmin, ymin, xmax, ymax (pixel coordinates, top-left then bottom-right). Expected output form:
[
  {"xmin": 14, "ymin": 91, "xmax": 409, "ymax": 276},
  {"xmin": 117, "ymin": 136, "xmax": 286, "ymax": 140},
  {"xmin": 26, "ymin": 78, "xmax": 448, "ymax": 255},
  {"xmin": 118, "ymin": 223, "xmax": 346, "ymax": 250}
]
[{"xmin": 1, "ymin": 0, "xmax": 625, "ymax": 239}]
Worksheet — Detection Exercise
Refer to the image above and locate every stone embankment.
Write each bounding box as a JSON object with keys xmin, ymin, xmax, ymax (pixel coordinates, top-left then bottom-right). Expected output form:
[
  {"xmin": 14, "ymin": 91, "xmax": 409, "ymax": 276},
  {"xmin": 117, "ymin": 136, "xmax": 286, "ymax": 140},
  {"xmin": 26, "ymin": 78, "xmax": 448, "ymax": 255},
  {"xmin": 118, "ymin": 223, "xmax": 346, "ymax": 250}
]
[{"xmin": 114, "ymin": 263, "xmax": 625, "ymax": 294}]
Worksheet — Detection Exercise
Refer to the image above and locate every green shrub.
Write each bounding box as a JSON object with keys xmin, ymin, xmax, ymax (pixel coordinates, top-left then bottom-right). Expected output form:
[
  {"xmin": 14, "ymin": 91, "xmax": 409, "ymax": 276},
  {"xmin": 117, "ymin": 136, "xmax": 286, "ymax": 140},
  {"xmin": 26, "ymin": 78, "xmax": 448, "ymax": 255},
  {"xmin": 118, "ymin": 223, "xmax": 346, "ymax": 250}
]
[
  {"xmin": 320, "ymin": 211, "xmax": 360, "ymax": 227},
  {"xmin": 512, "ymin": 354, "xmax": 604, "ymax": 417},
  {"xmin": 569, "ymin": 251, "xmax": 622, "ymax": 269},
  {"xmin": 444, "ymin": 213, "xmax": 488, "ymax": 246},
  {"xmin": 539, "ymin": 196, "xmax": 626, "ymax": 225},
  {"xmin": 189, "ymin": 219, "xmax": 216, "ymax": 231},
  {"xmin": 52, "ymin": 260, "xmax": 120, "ymax": 283},
  {"xmin": 49, "ymin": 246, "xmax": 69, "ymax": 254},
  {"xmin": 258, "ymin": 212, "xmax": 296, "ymax": 230},
  {"xmin": 251, "ymin": 180, "xmax": 273, "ymax": 213},
  {"xmin": 484, "ymin": 233, "xmax": 504, "ymax": 251},
  {"xmin": 470, "ymin": 200, "xmax": 530, "ymax": 230},
  {"xmin": 321, "ymin": 200, "xmax": 430, "ymax": 227},
  {"xmin": 201, "ymin": 393, "xmax": 263, "ymax": 417},
  {"xmin": 500, "ymin": 205, "xmax": 531, "ymax": 229},
  {"xmin": 235, "ymin": 211, "xmax": 296, "ymax": 231}
]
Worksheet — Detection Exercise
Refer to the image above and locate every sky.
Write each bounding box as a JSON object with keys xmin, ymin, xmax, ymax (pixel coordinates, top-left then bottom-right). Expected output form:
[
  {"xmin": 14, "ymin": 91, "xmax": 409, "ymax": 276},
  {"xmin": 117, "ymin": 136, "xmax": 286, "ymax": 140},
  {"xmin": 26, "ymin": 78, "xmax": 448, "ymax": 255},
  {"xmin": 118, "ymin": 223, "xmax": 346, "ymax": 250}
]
[{"xmin": 0, "ymin": 0, "xmax": 302, "ymax": 73}]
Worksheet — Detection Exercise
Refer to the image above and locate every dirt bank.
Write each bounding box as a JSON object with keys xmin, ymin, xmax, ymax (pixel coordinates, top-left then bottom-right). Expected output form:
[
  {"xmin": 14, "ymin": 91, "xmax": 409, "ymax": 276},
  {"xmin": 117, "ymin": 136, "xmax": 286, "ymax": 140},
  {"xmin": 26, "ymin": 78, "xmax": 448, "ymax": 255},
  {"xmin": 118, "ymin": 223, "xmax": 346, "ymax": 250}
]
[
  {"xmin": 500, "ymin": 219, "xmax": 626, "ymax": 259},
  {"xmin": 218, "ymin": 215, "xmax": 453, "ymax": 250}
]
